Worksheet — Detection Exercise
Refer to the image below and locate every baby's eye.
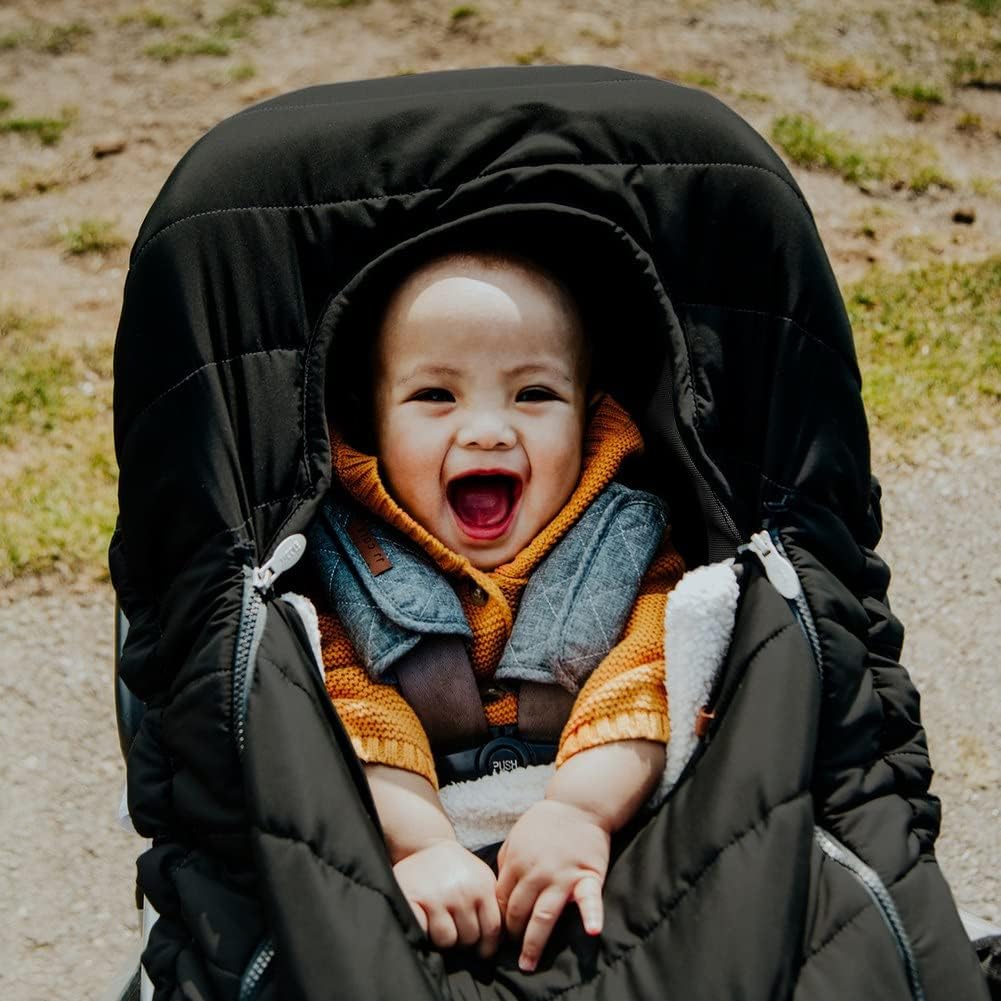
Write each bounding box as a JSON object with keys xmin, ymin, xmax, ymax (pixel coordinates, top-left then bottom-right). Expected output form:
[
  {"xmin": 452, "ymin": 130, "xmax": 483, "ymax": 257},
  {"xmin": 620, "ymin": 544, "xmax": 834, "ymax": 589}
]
[
  {"xmin": 516, "ymin": 386, "xmax": 559, "ymax": 403},
  {"xmin": 410, "ymin": 388, "xmax": 454, "ymax": 403}
]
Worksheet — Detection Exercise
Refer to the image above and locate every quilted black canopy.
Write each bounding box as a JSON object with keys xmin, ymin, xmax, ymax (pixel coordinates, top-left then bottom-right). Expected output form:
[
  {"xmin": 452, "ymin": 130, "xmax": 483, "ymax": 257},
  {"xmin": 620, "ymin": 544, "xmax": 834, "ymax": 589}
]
[{"xmin": 113, "ymin": 64, "xmax": 869, "ymax": 605}]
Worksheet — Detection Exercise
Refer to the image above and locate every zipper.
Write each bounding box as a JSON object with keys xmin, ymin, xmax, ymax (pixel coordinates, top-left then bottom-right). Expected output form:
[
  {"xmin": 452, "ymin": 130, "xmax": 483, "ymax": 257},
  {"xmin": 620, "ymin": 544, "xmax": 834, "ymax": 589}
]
[
  {"xmin": 231, "ymin": 536, "xmax": 306, "ymax": 999},
  {"xmin": 814, "ymin": 828, "xmax": 925, "ymax": 1001},
  {"xmin": 742, "ymin": 528, "xmax": 922, "ymax": 996},
  {"xmin": 232, "ymin": 534, "xmax": 307, "ymax": 756},
  {"xmin": 238, "ymin": 936, "xmax": 276, "ymax": 1001},
  {"xmin": 740, "ymin": 529, "xmax": 823, "ymax": 682}
]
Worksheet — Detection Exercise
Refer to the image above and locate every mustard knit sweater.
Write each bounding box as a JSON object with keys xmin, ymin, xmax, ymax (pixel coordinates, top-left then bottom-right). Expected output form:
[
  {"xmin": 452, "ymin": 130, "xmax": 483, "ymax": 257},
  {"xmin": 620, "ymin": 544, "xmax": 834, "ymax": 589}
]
[{"xmin": 315, "ymin": 396, "xmax": 684, "ymax": 789}]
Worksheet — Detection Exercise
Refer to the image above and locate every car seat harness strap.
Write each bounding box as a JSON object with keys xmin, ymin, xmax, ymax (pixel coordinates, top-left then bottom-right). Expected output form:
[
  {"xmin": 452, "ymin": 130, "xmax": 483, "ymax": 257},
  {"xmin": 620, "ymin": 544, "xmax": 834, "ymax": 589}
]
[{"xmin": 394, "ymin": 635, "xmax": 572, "ymax": 785}]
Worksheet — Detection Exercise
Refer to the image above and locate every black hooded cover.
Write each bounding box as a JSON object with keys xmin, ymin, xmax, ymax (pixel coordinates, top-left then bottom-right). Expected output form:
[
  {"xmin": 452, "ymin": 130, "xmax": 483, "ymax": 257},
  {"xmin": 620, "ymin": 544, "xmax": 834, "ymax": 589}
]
[{"xmin": 112, "ymin": 66, "xmax": 987, "ymax": 1000}]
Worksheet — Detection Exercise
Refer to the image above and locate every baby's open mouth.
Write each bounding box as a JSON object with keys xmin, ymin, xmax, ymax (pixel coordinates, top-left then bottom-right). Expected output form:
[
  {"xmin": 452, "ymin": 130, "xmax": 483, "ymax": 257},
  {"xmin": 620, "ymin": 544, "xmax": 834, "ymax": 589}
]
[{"xmin": 446, "ymin": 472, "xmax": 523, "ymax": 540}]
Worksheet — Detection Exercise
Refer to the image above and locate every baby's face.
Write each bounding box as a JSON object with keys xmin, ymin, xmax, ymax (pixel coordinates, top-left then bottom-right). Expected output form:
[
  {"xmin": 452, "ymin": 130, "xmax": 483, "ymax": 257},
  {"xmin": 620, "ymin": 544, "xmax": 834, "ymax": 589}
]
[{"xmin": 373, "ymin": 256, "xmax": 590, "ymax": 570}]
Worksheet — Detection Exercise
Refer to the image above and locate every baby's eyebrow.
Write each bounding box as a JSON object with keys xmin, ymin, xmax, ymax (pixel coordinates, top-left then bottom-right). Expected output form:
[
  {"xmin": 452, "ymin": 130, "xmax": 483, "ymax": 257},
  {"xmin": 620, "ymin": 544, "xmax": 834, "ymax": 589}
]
[
  {"xmin": 504, "ymin": 363, "xmax": 575, "ymax": 383},
  {"xmin": 394, "ymin": 364, "xmax": 462, "ymax": 387}
]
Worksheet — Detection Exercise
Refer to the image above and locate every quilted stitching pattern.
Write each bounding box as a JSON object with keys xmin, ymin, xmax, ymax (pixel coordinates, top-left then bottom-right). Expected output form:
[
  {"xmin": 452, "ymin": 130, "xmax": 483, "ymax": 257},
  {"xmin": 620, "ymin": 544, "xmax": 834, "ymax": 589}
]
[
  {"xmin": 496, "ymin": 484, "xmax": 666, "ymax": 692},
  {"xmin": 307, "ymin": 497, "xmax": 470, "ymax": 678}
]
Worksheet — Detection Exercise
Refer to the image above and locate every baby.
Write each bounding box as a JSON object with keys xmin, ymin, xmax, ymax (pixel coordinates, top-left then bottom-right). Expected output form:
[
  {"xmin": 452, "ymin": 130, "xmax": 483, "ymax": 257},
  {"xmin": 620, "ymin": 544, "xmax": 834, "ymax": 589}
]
[{"xmin": 311, "ymin": 250, "xmax": 683, "ymax": 972}]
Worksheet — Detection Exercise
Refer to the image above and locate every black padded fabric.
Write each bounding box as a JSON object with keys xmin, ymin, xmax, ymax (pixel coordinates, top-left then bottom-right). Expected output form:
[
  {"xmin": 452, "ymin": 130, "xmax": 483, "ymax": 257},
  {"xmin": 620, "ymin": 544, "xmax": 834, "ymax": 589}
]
[{"xmin": 111, "ymin": 66, "xmax": 987, "ymax": 1000}]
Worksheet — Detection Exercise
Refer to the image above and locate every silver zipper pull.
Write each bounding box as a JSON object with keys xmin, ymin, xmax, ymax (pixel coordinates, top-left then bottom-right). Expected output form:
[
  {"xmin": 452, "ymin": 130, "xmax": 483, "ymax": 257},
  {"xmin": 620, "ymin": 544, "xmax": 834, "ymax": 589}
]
[
  {"xmin": 741, "ymin": 531, "xmax": 802, "ymax": 599},
  {"xmin": 253, "ymin": 533, "xmax": 307, "ymax": 593}
]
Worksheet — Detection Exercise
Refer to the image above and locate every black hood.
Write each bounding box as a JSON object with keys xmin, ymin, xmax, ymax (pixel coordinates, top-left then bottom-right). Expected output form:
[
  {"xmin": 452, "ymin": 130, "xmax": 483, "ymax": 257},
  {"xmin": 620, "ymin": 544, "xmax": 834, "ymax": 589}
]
[{"xmin": 114, "ymin": 63, "xmax": 868, "ymax": 604}]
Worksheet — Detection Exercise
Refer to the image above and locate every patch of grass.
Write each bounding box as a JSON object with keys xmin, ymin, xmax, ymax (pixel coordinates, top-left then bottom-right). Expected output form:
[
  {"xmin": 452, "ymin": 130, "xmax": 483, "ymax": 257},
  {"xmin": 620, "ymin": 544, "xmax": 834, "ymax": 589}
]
[
  {"xmin": 144, "ymin": 3, "xmax": 279, "ymax": 62},
  {"xmin": 892, "ymin": 233, "xmax": 946, "ymax": 262},
  {"xmin": 0, "ymin": 106, "xmax": 77, "ymax": 146},
  {"xmin": 0, "ymin": 307, "xmax": 73, "ymax": 444},
  {"xmin": 578, "ymin": 23, "xmax": 621, "ymax": 47},
  {"xmin": 735, "ymin": 89, "xmax": 771, "ymax": 103},
  {"xmin": 891, "ymin": 81, "xmax": 946, "ymax": 104},
  {"xmin": 807, "ymin": 55, "xmax": 887, "ymax": 91},
  {"xmin": 0, "ymin": 94, "xmax": 12, "ymax": 114},
  {"xmin": 450, "ymin": 5, "xmax": 479, "ymax": 22},
  {"xmin": 0, "ymin": 168, "xmax": 63, "ymax": 201},
  {"xmin": 215, "ymin": 0, "xmax": 281, "ymax": 36},
  {"xmin": 891, "ymin": 80, "xmax": 947, "ymax": 120},
  {"xmin": 39, "ymin": 20, "xmax": 92, "ymax": 55},
  {"xmin": 853, "ymin": 203, "xmax": 896, "ymax": 240},
  {"xmin": 771, "ymin": 114, "xmax": 954, "ymax": 193},
  {"xmin": 663, "ymin": 67, "xmax": 719, "ymax": 88},
  {"xmin": 955, "ymin": 111, "xmax": 983, "ymax": 132},
  {"xmin": 0, "ymin": 19, "xmax": 94, "ymax": 55},
  {"xmin": 971, "ymin": 176, "xmax": 998, "ymax": 197},
  {"xmin": 302, "ymin": 0, "xmax": 357, "ymax": 7},
  {"xmin": 145, "ymin": 32, "xmax": 231, "ymax": 61},
  {"xmin": 514, "ymin": 44, "xmax": 548, "ymax": 65},
  {"xmin": 898, "ymin": 147, "xmax": 954, "ymax": 194},
  {"xmin": 966, "ymin": 0, "xmax": 1000, "ymax": 14},
  {"xmin": 117, "ymin": 8, "xmax": 177, "ymax": 29},
  {"xmin": 772, "ymin": 114, "xmax": 884, "ymax": 183},
  {"xmin": 950, "ymin": 52, "xmax": 1000, "ymax": 87},
  {"xmin": 0, "ymin": 437, "xmax": 117, "ymax": 584},
  {"xmin": 58, "ymin": 218, "xmax": 127, "ymax": 256},
  {"xmin": 229, "ymin": 61, "xmax": 257, "ymax": 81},
  {"xmin": 0, "ymin": 314, "xmax": 115, "ymax": 582},
  {"xmin": 847, "ymin": 257, "xmax": 1001, "ymax": 438}
]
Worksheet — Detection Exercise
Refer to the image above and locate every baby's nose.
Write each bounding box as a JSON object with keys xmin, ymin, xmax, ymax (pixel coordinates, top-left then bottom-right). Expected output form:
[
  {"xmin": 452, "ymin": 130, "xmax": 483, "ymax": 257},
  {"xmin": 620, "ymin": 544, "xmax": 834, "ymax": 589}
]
[{"xmin": 456, "ymin": 411, "xmax": 516, "ymax": 449}]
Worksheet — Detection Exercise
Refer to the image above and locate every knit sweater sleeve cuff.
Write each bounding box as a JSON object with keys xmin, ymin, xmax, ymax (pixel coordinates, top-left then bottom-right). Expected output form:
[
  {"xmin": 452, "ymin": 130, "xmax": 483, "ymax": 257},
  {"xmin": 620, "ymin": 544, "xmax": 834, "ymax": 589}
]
[
  {"xmin": 350, "ymin": 734, "xmax": 439, "ymax": 791},
  {"xmin": 555, "ymin": 709, "xmax": 669, "ymax": 768}
]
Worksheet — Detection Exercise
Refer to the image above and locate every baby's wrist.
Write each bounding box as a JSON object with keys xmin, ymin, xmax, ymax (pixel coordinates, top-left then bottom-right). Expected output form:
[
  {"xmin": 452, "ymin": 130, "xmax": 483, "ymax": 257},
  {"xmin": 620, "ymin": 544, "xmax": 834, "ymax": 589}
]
[
  {"xmin": 539, "ymin": 793, "xmax": 614, "ymax": 835},
  {"xmin": 389, "ymin": 832, "xmax": 459, "ymax": 865}
]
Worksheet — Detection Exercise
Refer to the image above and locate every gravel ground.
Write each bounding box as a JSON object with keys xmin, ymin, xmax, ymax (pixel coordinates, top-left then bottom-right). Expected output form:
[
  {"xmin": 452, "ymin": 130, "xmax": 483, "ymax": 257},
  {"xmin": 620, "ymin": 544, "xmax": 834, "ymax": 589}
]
[
  {"xmin": 1, "ymin": 431, "xmax": 998, "ymax": 1001},
  {"xmin": 878, "ymin": 429, "xmax": 1001, "ymax": 926}
]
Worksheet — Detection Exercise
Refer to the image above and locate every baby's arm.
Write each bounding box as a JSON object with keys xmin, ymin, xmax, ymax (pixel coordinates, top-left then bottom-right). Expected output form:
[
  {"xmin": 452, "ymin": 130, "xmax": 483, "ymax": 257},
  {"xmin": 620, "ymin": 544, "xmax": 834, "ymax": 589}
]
[
  {"xmin": 496, "ymin": 739, "xmax": 664, "ymax": 972},
  {"xmin": 365, "ymin": 764, "xmax": 502, "ymax": 958},
  {"xmin": 497, "ymin": 536, "xmax": 683, "ymax": 971},
  {"xmin": 318, "ymin": 614, "xmax": 502, "ymax": 956}
]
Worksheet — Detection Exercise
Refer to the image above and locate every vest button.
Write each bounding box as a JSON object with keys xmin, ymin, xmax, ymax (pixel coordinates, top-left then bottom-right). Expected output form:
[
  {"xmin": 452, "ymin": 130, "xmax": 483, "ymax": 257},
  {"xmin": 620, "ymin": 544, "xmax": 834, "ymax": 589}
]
[{"xmin": 469, "ymin": 583, "xmax": 489, "ymax": 606}]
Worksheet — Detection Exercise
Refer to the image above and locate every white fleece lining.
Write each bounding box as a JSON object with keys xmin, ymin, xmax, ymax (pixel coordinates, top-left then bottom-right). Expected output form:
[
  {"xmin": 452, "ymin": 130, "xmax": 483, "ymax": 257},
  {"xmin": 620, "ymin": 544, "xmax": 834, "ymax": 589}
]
[
  {"xmin": 279, "ymin": 592, "xmax": 325, "ymax": 681},
  {"xmin": 656, "ymin": 562, "xmax": 740, "ymax": 803},
  {"xmin": 439, "ymin": 562, "xmax": 740, "ymax": 849},
  {"xmin": 440, "ymin": 764, "xmax": 555, "ymax": 852}
]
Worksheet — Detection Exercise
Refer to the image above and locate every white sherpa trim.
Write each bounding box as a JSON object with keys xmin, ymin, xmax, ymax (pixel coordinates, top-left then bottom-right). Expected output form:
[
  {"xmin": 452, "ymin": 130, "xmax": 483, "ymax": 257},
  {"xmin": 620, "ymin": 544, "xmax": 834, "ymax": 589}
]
[
  {"xmin": 439, "ymin": 763, "xmax": 555, "ymax": 851},
  {"xmin": 655, "ymin": 562, "xmax": 740, "ymax": 804},
  {"xmin": 279, "ymin": 592, "xmax": 325, "ymax": 681}
]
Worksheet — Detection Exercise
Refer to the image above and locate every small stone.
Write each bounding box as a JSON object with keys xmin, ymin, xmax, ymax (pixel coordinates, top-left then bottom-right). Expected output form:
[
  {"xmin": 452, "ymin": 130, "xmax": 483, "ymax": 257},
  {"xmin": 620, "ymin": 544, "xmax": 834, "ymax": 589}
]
[
  {"xmin": 92, "ymin": 137, "xmax": 127, "ymax": 159},
  {"xmin": 952, "ymin": 207, "xmax": 976, "ymax": 225}
]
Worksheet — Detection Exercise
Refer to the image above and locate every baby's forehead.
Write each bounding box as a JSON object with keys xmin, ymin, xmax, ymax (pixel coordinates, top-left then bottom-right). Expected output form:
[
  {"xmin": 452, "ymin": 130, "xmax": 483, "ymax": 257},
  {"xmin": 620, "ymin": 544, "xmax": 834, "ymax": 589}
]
[{"xmin": 380, "ymin": 250, "xmax": 585, "ymax": 351}]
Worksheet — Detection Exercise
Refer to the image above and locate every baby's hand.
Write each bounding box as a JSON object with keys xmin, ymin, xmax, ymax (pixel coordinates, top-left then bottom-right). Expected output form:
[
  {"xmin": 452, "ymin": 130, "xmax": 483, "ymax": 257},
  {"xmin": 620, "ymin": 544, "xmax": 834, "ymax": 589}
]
[
  {"xmin": 393, "ymin": 839, "xmax": 503, "ymax": 958},
  {"xmin": 496, "ymin": 800, "xmax": 610, "ymax": 972}
]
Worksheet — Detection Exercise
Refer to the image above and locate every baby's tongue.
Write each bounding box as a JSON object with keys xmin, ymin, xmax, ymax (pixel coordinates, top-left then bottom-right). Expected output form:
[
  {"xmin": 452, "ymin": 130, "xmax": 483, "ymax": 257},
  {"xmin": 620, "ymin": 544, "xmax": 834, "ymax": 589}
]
[{"xmin": 448, "ymin": 475, "xmax": 514, "ymax": 528}]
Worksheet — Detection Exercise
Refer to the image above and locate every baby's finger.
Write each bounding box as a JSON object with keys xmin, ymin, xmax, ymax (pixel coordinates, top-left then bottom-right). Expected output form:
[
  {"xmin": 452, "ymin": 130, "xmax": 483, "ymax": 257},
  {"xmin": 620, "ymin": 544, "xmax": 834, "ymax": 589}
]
[
  {"xmin": 476, "ymin": 894, "xmax": 503, "ymax": 959},
  {"xmin": 406, "ymin": 897, "xmax": 429, "ymax": 936},
  {"xmin": 573, "ymin": 874, "xmax": 604, "ymax": 936},
  {"xmin": 519, "ymin": 884, "xmax": 571, "ymax": 973},
  {"xmin": 426, "ymin": 907, "xmax": 459, "ymax": 950},
  {"xmin": 451, "ymin": 900, "xmax": 481, "ymax": 948},
  {"xmin": 503, "ymin": 876, "xmax": 542, "ymax": 941}
]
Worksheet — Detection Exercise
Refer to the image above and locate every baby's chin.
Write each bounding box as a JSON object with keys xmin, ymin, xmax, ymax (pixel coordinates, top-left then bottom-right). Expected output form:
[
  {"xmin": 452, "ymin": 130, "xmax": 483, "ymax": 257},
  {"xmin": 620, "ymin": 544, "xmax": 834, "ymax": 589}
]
[{"xmin": 449, "ymin": 516, "xmax": 545, "ymax": 571}]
